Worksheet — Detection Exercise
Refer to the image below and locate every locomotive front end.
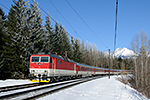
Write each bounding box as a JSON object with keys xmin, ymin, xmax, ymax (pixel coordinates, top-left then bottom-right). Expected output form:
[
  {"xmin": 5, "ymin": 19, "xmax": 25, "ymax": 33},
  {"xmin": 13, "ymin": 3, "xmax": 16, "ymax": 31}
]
[{"xmin": 29, "ymin": 54, "xmax": 50, "ymax": 83}]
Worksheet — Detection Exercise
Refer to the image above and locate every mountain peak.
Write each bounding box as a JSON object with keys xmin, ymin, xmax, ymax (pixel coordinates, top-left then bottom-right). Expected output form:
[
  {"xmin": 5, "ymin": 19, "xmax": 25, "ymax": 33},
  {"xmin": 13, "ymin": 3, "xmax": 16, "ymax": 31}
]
[{"xmin": 112, "ymin": 47, "xmax": 135, "ymax": 59}]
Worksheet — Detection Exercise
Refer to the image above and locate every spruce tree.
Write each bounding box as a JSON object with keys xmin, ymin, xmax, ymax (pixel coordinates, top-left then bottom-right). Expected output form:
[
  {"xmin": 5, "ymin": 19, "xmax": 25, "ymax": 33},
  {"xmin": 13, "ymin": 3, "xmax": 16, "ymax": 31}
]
[
  {"xmin": 73, "ymin": 38, "xmax": 82, "ymax": 63},
  {"xmin": 27, "ymin": 0, "xmax": 44, "ymax": 54},
  {"xmin": 43, "ymin": 14, "xmax": 54, "ymax": 53},
  {"xmin": 6, "ymin": 0, "xmax": 30, "ymax": 77},
  {"xmin": 53, "ymin": 22, "xmax": 61, "ymax": 54},
  {"xmin": 53, "ymin": 22, "xmax": 71, "ymax": 57},
  {"xmin": 0, "ymin": 7, "xmax": 6, "ymax": 52},
  {"xmin": 59, "ymin": 23, "xmax": 65, "ymax": 54},
  {"xmin": 0, "ymin": 8, "xmax": 8, "ymax": 79},
  {"xmin": 63, "ymin": 30, "xmax": 71, "ymax": 58},
  {"xmin": 59, "ymin": 24, "xmax": 71, "ymax": 56},
  {"xmin": 69, "ymin": 36, "xmax": 74, "ymax": 60},
  {"xmin": 4, "ymin": 0, "xmax": 44, "ymax": 78}
]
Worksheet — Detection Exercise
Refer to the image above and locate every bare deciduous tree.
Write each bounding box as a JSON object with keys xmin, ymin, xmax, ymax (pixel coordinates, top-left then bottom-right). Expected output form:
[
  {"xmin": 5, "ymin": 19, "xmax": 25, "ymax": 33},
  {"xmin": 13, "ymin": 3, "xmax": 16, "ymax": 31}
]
[{"xmin": 130, "ymin": 31, "xmax": 150, "ymax": 98}]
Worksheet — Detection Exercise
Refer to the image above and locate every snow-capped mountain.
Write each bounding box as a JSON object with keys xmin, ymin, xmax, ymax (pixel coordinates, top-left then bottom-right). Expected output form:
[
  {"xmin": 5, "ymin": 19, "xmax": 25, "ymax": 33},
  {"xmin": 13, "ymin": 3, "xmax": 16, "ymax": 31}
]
[{"xmin": 112, "ymin": 47, "xmax": 136, "ymax": 59}]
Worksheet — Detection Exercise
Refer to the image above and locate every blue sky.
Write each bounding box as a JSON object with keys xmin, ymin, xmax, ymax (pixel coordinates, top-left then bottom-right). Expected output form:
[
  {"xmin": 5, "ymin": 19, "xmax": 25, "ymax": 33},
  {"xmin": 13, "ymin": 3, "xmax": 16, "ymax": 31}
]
[{"xmin": 1, "ymin": 0, "xmax": 150, "ymax": 52}]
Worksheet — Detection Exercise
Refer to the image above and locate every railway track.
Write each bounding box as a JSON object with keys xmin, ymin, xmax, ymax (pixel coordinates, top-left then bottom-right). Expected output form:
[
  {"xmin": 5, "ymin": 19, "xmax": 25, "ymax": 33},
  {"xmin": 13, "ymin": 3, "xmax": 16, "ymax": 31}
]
[
  {"xmin": 0, "ymin": 83, "xmax": 40, "ymax": 93},
  {"xmin": 0, "ymin": 76, "xmax": 102, "ymax": 100}
]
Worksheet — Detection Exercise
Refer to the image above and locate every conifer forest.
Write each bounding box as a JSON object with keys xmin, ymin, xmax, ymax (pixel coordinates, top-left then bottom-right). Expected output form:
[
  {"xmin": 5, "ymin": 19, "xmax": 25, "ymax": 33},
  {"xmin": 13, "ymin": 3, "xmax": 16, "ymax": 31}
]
[{"xmin": 0, "ymin": 0, "xmax": 150, "ymax": 98}]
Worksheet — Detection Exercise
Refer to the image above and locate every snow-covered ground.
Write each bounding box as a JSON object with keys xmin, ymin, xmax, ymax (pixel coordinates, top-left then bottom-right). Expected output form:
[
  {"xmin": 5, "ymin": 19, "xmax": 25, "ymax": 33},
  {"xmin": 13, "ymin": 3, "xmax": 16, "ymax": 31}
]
[
  {"xmin": 0, "ymin": 76, "xmax": 149, "ymax": 100},
  {"xmin": 0, "ymin": 79, "xmax": 32, "ymax": 87},
  {"xmin": 37, "ymin": 76, "xmax": 148, "ymax": 100}
]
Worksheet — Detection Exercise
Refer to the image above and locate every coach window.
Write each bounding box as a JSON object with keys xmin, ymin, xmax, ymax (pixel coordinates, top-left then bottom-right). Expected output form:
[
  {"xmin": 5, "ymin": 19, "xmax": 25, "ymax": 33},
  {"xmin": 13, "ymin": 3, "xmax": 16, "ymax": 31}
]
[
  {"xmin": 60, "ymin": 61, "xmax": 62, "ymax": 64},
  {"xmin": 57, "ymin": 60, "xmax": 59, "ymax": 64}
]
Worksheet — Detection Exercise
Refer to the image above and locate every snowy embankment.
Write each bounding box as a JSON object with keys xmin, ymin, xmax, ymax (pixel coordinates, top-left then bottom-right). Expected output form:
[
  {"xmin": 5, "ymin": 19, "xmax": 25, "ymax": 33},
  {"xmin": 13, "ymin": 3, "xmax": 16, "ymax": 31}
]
[{"xmin": 0, "ymin": 76, "xmax": 149, "ymax": 100}]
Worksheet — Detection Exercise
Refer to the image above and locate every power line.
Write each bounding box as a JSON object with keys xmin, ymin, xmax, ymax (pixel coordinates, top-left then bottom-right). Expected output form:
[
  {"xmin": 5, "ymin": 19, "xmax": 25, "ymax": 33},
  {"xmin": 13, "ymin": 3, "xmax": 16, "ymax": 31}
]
[
  {"xmin": 48, "ymin": 0, "xmax": 83, "ymax": 40},
  {"xmin": 38, "ymin": 5, "xmax": 56, "ymax": 23},
  {"xmin": 114, "ymin": 0, "xmax": 118, "ymax": 51},
  {"xmin": 65, "ymin": 0, "xmax": 108, "ymax": 49},
  {"xmin": 38, "ymin": 5, "xmax": 74, "ymax": 38},
  {"xmin": 0, "ymin": 2, "xmax": 55, "ymax": 23},
  {"xmin": 0, "ymin": 3, "xmax": 10, "ymax": 10},
  {"xmin": 0, "ymin": 2, "xmax": 73, "ymax": 38}
]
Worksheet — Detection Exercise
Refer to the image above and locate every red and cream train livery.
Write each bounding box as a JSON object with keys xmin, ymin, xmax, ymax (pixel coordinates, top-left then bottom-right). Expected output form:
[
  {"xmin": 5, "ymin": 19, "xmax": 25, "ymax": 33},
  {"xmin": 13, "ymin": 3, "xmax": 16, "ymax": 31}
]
[{"xmin": 29, "ymin": 53, "xmax": 133, "ymax": 82}]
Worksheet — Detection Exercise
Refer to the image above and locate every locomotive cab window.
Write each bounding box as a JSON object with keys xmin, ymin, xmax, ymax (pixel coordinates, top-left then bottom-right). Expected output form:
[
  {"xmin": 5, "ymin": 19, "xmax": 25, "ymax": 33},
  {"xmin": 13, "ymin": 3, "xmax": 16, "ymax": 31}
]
[
  {"xmin": 41, "ymin": 57, "xmax": 49, "ymax": 63},
  {"xmin": 31, "ymin": 57, "xmax": 39, "ymax": 62}
]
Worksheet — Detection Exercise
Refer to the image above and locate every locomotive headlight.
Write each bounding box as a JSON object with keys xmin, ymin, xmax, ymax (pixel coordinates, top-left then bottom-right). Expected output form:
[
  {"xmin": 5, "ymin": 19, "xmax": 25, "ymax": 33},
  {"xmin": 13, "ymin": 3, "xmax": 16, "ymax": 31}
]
[
  {"xmin": 44, "ymin": 70, "xmax": 47, "ymax": 72},
  {"xmin": 31, "ymin": 70, "xmax": 35, "ymax": 73},
  {"xmin": 44, "ymin": 70, "xmax": 48, "ymax": 75}
]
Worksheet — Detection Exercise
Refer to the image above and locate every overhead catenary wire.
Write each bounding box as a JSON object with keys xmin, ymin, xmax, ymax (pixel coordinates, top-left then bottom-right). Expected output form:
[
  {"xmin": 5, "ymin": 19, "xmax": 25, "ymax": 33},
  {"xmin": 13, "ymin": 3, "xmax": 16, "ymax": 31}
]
[
  {"xmin": 38, "ymin": 5, "xmax": 56, "ymax": 23},
  {"xmin": 0, "ymin": 2, "xmax": 74, "ymax": 38},
  {"xmin": 35, "ymin": 5, "xmax": 75, "ymax": 38},
  {"xmin": 0, "ymin": 2, "xmax": 55, "ymax": 22},
  {"xmin": 65, "ymin": 0, "xmax": 108, "ymax": 49},
  {"xmin": 0, "ymin": 3, "xmax": 10, "ymax": 10},
  {"xmin": 48, "ymin": 0, "xmax": 83, "ymax": 40}
]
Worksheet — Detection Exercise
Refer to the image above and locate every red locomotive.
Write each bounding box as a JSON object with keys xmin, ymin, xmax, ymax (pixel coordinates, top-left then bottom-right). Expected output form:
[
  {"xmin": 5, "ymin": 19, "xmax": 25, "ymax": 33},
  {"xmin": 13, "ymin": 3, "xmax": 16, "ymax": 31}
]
[{"xmin": 29, "ymin": 53, "xmax": 133, "ymax": 82}]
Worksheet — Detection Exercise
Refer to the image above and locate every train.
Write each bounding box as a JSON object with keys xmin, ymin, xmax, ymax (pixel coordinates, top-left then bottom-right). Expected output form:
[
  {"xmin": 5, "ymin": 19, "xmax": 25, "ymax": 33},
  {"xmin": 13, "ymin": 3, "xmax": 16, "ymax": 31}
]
[{"xmin": 29, "ymin": 53, "xmax": 133, "ymax": 82}]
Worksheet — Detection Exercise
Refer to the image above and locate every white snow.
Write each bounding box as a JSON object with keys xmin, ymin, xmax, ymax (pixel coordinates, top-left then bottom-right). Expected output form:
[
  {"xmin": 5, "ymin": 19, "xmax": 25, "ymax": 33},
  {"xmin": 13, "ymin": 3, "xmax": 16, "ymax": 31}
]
[
  {"xmin": 0, "ymin": 76, "xmax": 149, "ymax": 100},
  {"xmin": 37, "ymin": 76, "xmax": 148, "ymax": 100},
  {"xmin": 0, "ymin": 79, "xmax": 32, "ymax": 88}
]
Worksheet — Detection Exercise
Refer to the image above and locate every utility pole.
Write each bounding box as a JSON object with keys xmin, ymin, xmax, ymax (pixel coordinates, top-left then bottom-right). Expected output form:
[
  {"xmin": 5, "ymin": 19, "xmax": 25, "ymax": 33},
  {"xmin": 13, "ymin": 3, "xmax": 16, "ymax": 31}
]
[
  {"xmin": 108, "ymin": 49, "xmax": 110, "ymax": 79},
  {"xmin": 65, "ymin": 51, "xmax": 67, "ymax": 57},
  {"xmin": 117, "ymin": 61, "xmax": 118, "ymax": 77}
]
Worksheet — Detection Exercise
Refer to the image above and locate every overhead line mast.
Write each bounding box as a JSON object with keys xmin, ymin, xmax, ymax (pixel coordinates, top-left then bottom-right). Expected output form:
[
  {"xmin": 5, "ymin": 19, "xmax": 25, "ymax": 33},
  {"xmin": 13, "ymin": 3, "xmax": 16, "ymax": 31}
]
[{"xmin": 114, "ymin": 0, "xmax": 118, "ymax": 51}]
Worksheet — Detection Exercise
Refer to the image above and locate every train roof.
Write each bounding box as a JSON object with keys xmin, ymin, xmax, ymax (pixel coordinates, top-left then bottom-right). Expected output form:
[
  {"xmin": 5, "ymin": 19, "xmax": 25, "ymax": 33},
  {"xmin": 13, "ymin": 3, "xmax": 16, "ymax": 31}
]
[
  {"xmin": 93, "ymin": 66, "xmax": 110, "ymax": 70},
  {"xmin": 76, "ymin": 63, "xmax": 94, "ymax": 68},
  {"xmin": 49, "ymin": 54, "xmax": 64, "ymax": 60}
]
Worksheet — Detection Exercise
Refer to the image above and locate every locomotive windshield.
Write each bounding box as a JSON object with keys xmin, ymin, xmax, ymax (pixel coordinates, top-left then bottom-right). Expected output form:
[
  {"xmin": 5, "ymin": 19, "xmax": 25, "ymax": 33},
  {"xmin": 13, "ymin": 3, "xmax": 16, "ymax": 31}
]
[
  {"xmin": 31, "ymin": 56, "xmax": 49, "ymax": 63},
  {"xmin": 31, "ymin": 57, "xmax": 39, "ymax": 62},
  {"xmin": 41, "ymin": 57, "xmax": 49, "ymax": 62}
]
